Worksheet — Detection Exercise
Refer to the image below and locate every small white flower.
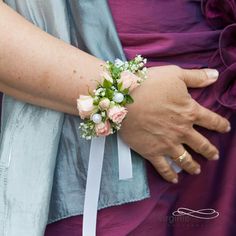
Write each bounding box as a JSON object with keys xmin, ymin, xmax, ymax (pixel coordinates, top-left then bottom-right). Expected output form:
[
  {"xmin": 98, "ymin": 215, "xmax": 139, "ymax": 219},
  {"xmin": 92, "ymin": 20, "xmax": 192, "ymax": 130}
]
[
  {"xmin": 124, "ymin": 62, "xmax": 129, "ymax": 70},
  {"xmin": 95, "ymin": 88, "xmax": 104, "ymax": 96},
  {"xmin": 139, "ymin": 62, "xmax": 144, "ymax": 67},
  {"xmin": 114, "ymin": 58, "xmax": 125, "ymax": 68},
  {"xmin": 131, "ymin": 65, "xmax": 136, "ymax": 71},
  {"xmin": 135, "ymin": 55, "xmax": 142, "ymax": 62}
]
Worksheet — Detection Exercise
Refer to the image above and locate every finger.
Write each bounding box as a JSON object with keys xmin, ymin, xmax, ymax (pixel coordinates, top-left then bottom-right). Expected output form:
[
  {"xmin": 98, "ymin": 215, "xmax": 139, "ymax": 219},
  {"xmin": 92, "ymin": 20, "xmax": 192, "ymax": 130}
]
[
  {"xmin": 184, "ymin": 129, "xmax": 219, "ymax": 160},
  {"xmin": 169, "ymin": 145, "xmax": 201, "ymax": 175},
  {"xmin": 194, "ymin": 101, "xmax": 231, "ymax": 133},
  {"xmin": 180, "ymin": 68, "xmax": 219, "ymax": 88},
  {"xmin": 148, "ymin": 156, "xmax": 179, "ymax": 184}
]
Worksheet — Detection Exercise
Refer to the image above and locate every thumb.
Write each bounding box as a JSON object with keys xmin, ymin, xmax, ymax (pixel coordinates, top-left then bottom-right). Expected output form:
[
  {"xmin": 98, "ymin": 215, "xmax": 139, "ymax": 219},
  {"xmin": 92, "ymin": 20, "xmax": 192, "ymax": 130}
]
[{"xmin": 180, "ymin": 68, "xmax": 219, "ymax": 88}]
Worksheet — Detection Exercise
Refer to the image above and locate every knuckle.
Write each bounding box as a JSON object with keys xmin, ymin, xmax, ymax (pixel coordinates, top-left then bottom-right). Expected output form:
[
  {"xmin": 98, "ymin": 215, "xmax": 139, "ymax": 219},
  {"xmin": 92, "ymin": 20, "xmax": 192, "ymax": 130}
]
[
  {"xmin": 159, "ymin": 167, "xmax": 172, "ymax": 176},
  {"xmin": 210, "ymin": 114, "xmax": 228, "ymax": 131},
  {"xmin": 198, "ymin": 70, "xmax": 208, "ymax": 83},
  {"xmin": 181, "ymin": 101, "xmax": 198, "ymax": 123},
  {"xmin": 210, "ymin": 116, "xmax": 220, "ymax": 129},
  {"xmin": 199, "ymin": 142, "xmax": 210, "ymax": 153},
  {"xmin": 189, "ymin": 103, "xmax": 199, "ymax": 121},
  {"xmin": 170, "ymin": 65, "xmax": 183, "ymax": 77},
  {"xmin": 169, "ymin": 65, "xmax": 181, "ymax": 72},
  {"xmin": 180, "ymin": 69, "xmax": 189, "ymax": 80},
  {"xmin": 183, "ymin": 158, "xmax": 193, "ymax": 168},
  {"xmin": 185, "ymin": 110, "xmax": 197, "ymax": 124},
  {"xmin": 204, "ymin": 144, "xmax": 217, "ymax": 158},
  {"xmin": 182, "ymin": 158, "xmax": 199, "ymax": 173},
  {"xmin": 153, "ymin": 161, "xmax": 175, "ymax": 180},
  {"xmin": 174, "ymin": 125, "xmax": 189, "ymax": 140},
  {"xmin": 186, "ymin": 102, "xmax": 199, "ymax": 122}
]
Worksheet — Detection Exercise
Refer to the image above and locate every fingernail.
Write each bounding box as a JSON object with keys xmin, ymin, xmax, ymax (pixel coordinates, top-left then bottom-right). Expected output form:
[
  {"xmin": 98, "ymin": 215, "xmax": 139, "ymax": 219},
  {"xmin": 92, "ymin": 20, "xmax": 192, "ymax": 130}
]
[
  {"xmin": 205, "ymin": 69, "xmax": 219, "ymax": 80},
  {"xmin": 172, "ymin": 178, "xmax": 178, "ymax": 184},
  {"xmin": 194, "ymin": 168, "xmax": 201, "ymax": 174},
  {"xmin": 212, "ymin": 154, "xmax": 219, "ymax": 160},
  {"xmin": 226, "ymin": 125, "xmax": 231, "ymax": 132}
]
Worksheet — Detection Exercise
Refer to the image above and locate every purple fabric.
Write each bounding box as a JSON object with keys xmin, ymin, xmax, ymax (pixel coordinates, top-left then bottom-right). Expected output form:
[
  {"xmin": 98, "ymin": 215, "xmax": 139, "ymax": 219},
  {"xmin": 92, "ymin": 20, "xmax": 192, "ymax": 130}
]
[{"xmin": 45, "ymin": 0, "xmax": 236, "ymax": 235}]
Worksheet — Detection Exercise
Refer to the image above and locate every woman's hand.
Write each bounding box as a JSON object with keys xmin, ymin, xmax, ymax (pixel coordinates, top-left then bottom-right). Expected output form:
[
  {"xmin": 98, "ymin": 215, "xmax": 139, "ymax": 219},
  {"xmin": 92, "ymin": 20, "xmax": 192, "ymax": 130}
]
[{"xmin": 119, "ymin": 66, "xmax": 230, "ymax": 183}]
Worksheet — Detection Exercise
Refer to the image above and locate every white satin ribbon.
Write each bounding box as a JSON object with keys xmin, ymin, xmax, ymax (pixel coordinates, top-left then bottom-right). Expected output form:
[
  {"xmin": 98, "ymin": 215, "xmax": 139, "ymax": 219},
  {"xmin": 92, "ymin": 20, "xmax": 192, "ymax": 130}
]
[
  {"xmin": 117, "ymin": 134, "xmax": 133, "ymax": 180},
  {"xmin": 82, "ymin": 134, "xmax": 133, "ymax": 236},
  {"xmin": 82, "ymin": 134, "xmax": 182, "ymax": 236},
  {"xmin": 82, "ymin": 137, "xmax": 106, "ymax": 236},
  {"xmin": 165, "ymin": 156, "xmax": 182, "ymax": 173}
]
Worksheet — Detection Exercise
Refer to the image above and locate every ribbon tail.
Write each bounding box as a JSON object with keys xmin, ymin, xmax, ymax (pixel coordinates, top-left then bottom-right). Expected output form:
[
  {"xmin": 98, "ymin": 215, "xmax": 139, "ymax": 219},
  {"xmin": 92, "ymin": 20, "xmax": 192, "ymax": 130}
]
[
  {"xmin": 82, "ymin": 137, "xmax": 106, "ymax": 236},
  {"xmin": 117, "ymin": 133, "xmax": 133, "ymax": 180},
  {"xmin": 165, "ymin": 156, "xmax": 182, "ymax": 173}
]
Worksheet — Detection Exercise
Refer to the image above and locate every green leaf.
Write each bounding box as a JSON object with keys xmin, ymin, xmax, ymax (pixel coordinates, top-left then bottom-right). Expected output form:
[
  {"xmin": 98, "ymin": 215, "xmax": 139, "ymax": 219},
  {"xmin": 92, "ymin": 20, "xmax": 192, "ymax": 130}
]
[
  {"xmin": 105, "ymin": 89, "xmax": 114, "ymax": 100},
  {"xmin": 118, "ymin": 82, "xmax": 123, "ymax": 91},
  {"xmin": 123, "ymin": 88, "xmax": 129, "ymax": 94},
  {"xmin": 88, "ymin": 89, "xmax": 94, "ymax": 97},
  {"xmin": 120, "ymin": 99, "xmax": 126, "ymax": 106},
  {"xmin": 93, "ymin": 100, "xmax": 99, "ymax": 106},
  {"xmin": 111, "ymin": 67, "xmax": 120, "ymax": 79},
  {"xmin": 126, "ymin": 95, "xmax": 134, "ymax": 104},
  {"xmin": 103, "ymin": 79, "xmax": 113, "ymax": 88}
]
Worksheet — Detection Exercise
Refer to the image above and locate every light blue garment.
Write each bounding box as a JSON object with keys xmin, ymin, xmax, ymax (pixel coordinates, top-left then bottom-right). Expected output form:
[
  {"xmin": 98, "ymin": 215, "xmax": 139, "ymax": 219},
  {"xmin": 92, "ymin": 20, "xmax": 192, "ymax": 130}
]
[{"xmin": 0, "ymin": 1, "xmax": 149, "ymax": 235}]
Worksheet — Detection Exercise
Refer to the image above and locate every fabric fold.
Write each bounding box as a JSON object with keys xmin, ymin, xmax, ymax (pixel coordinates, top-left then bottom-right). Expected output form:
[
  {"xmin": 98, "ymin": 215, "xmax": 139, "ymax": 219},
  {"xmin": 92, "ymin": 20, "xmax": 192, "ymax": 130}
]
[{"xmin": 202, "ymin": 0, "xmax": 236, "ymax": 111}]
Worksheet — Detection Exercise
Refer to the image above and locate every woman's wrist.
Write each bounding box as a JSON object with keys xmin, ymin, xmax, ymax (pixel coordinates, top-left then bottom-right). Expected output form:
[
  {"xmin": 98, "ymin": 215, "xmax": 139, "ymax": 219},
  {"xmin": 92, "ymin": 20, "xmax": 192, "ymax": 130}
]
[{"xmin": 77, "ymin": 55, "xmax": 148, "ymax": 139}]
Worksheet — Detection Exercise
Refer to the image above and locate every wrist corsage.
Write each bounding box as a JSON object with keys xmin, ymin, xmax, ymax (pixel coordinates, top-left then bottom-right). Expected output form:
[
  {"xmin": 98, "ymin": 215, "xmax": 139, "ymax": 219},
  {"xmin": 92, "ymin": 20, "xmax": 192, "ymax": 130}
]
[{"xmin": 77, "ymin": 55, "xmax": 147, "ymax": 139}]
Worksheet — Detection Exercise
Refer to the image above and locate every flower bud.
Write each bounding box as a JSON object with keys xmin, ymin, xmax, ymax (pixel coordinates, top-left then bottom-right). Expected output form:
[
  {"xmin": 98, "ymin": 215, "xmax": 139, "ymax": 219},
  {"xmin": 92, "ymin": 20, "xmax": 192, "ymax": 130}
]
[{"xmin": 99, "ymin": 98, "xmax": 111, "ymax": 110}]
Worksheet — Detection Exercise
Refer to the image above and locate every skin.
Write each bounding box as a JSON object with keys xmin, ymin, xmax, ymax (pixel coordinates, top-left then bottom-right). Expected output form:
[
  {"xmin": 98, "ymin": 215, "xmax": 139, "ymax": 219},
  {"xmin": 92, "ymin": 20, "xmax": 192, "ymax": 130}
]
[
  {"xmin": 0, "ymin": 1, "xmax": 105, "ymax": 115},
  {"xmin": 120, "ymin": 66, "xmax": 230, "ymax": 183},
  {"xmin": 0, "ymin": 2, "xmax": 231, "ymax": 183}
]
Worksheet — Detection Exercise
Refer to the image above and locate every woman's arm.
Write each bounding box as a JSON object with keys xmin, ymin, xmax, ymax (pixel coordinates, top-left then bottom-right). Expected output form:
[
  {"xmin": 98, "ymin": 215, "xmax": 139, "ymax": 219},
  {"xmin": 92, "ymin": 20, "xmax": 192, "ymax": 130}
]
[
  {"xmin": 0, "ymin": 2, "xmax": 105, "ymax": 115},
  {"xmin": 0, "ymin": 2, "xmax": 230, "ymax": 183}
]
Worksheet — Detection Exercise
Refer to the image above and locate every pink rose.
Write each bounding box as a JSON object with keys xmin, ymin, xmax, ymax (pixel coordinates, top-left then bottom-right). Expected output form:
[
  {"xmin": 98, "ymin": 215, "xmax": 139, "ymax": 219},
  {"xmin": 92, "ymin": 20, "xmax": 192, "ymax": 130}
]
[
  {"xmin": 118, "ymin": 70, "xmax": 140, "ymax": 92},
  {"xmin": 107, "ymin": 106, "xmax": 128, "ymax": 124},
  {"xmin": 95, "ymin": 120, "xmax": 111, "ymax": 136},
  {"xmin": 77, "ymin": 95, "xmax": 94, "ymax": 119},
  {"xmin": 99, "ymin": 98, "xmax": 110, "ymax": 110},
  {"xmin": 100, "ymin": 71, "xmax": 113, "ymax": 83}
]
